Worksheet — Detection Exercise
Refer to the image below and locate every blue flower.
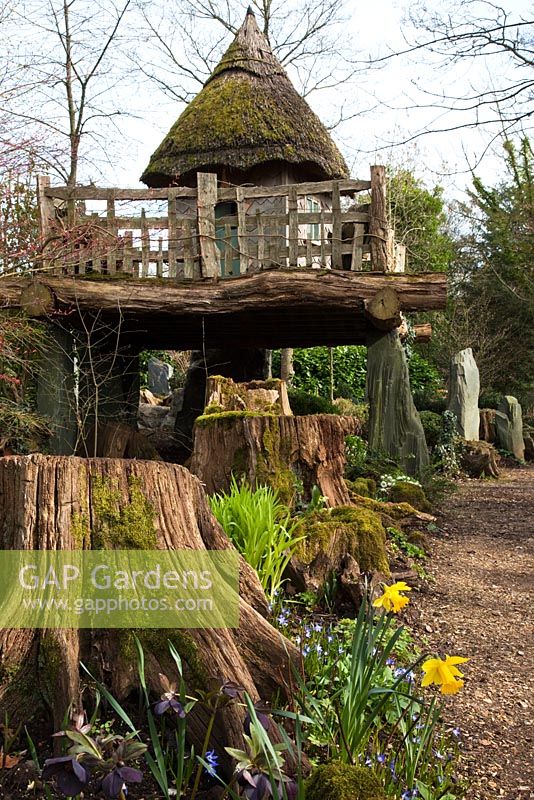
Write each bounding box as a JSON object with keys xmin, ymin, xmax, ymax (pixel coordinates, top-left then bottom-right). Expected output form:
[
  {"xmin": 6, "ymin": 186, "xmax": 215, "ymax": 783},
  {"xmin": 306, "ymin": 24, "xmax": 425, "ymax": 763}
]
[
  {"xmin": 303, "ymin": 645, "xmax": 311, "ymax": 657},
  {"xmin": 401, "ymin": 790, "xmax": 418, "ymax": 800},
  {"xmin": 386, "ymin": 657, "xmax": 395, "ymax": 665},
  {"xmin": 452, "ymin": 727, "xmax": 461, "ymax": 738},
  {"xmin": 365, "ymin": 757, "xmax": 372, "ymax": 767},
  {"xmin": 313, "ymin": 623, "xmax": 323, "ymax": 632},
  {"xmin": 204, "ymin": 750, "xmax": 219, "ymax": 777},
  {"xmin": 376, "ymin": 754, "xmax": 386, "ymax": 764}
]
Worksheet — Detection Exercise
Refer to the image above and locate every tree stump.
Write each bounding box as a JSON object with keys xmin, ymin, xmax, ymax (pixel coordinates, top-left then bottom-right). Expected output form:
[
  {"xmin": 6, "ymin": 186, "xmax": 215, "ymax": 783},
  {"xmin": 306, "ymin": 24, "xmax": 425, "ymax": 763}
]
[
  {"xmin": 0, "ymin": 455, "xmax": 298, "ymax": 760},
  {"xmin": 460, "ymin": 441, "xmax": 500, "ymax": 478},
  {"xmin": 190, "ymin": 414, "xmax": 363, "ymax": 506}
]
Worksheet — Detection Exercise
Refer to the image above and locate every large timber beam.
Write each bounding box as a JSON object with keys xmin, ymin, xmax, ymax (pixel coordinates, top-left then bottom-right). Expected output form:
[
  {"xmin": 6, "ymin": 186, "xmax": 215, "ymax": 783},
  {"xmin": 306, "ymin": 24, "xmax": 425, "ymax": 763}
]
[{"xmin": 0, "ymin": 270, "xmax": 447, "ymax": 350}]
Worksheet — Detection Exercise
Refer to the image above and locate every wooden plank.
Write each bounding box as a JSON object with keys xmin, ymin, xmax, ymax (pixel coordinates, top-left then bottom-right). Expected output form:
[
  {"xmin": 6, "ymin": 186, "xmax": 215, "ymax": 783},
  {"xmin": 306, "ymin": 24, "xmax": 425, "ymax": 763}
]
[
  {"xmin": 369, "ymin": 165, "xmax": 389, "ymax": 272},
  {"xmin": 183, "ymin": 219, "xmax": 194, "ymax": 279},
  {"xmin": 46, "ymin": 186, "xmax": 196, "ymax": 201},
  {"xmin": 224, "ymin": 223, "xmax": 232, "ymax": 276},
  {"xmin": 320, "ymin": 210, "xmax": 326, "ymax": 266},
  {"xmin": 394, "ymin": 243, "xmax": 406, "ymax": 273},
  {"xmin": 45, "ymin": 179, "xmax": 371, "ymax": 204},
  {"xmin": 141, "ymin": 208, "xmax": 149, "ymax": 277},
  {"xmin": 306, "ymin": 236, "xmax": 312, "ymax": 267},
  {"xmin": 36, "ymin": 175, "xmax": 56, "ymax": 273},
  {"xmin": 217, "ymin": 178, "xmax": 371, "ymax": 201},
  {"xmin": 106, "ymin": 197, "xmax": 117, "ymax": 274},
  {"xmin": 167, "ymin": 190, "xmax": 178, "ymax": 278},
  {"xmin": 213, "ymin": 210, "xmax": 368, "ymax": 227},
  {"xmin": 236, "ymin": 186, "xmax": 248, "ymax": 275},
  {"xmin": 256, "ymin": 210, "xmax": 264, "ymax": 272},
  {"xmin": 197, "ymin": 172, "xmax": 219, "ymax": 278},
  {"xmin": 288, "ymin": 185, "xmax": 298, "ymax": 266},
  {"xmin": 350, "ymin": 223, "xmax": 365, "ymax": 271},
  {"xmin": 123, "ymin": 231, "xmax": 133, "ymax": 275},
  {"xmin": 331, "ymin": 182, "xmax": 342, "ymax": 269},
  {"xmin": 156, "ymin": 237, "xmax": 164, "ymax": 277}
]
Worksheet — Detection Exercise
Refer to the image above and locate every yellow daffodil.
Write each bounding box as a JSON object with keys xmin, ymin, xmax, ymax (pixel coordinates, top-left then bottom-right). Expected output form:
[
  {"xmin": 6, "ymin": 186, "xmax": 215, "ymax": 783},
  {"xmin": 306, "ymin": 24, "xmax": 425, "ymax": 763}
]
[
  {"xmin": 373, "ymin": 581, "xmax": 412, "ymax": 613},
  {"xmin": 421, "ymin": 655, "xmax": 469, "ymax": 695}
]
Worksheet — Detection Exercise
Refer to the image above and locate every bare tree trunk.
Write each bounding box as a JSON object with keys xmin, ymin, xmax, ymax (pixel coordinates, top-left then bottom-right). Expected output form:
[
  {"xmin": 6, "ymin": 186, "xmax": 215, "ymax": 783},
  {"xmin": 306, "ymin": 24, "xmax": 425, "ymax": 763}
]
[{"xmin": 280, "ymin": 348, "xmax": 294, "ymax": 384}]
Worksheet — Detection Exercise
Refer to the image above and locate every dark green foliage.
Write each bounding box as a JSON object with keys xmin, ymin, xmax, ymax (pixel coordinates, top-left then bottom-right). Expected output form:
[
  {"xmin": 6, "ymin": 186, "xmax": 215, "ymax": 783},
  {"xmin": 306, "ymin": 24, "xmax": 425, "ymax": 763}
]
[
  {"xmin": 407, "ymin": 352, "xmax": 443, "ymax": 405},
  {"xmin": 274, "ymin": 346, "xmax": 367, "ymax": 401},
  {"xmin": 478, "ymin": 390, "xmax": 503, "ymax": 410},
  {"xmin": 419, "ymin": 410, "xmax": 444, "ymax": 449},
  {"xmin": 388, "ymin": 169, "xmax": 455, "ymax": 274},
  {"xmin": 287, "ymin": 388, "xmax": 338, "ymax": 415},
  {"xmin": 306, "ymin": 760, "xmax": 385, "ymax": 800},
  {"xmin": 344, "ymin": 434, "xmax": 368, "ymax": 479}
]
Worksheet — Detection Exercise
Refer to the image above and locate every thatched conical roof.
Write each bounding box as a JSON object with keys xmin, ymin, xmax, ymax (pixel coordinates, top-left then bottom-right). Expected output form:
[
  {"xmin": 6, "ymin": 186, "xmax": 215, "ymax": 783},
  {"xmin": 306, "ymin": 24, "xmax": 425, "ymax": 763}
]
[{"xmin": 141, "ymin": 8, "xmax": 349, "ymax": 187}]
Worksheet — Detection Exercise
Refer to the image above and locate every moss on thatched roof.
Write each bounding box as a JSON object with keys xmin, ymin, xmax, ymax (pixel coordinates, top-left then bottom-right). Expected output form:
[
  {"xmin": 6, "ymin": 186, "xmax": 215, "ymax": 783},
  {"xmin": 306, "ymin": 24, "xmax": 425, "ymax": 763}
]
[{"xmin": 141, "ymin": 8, "xmax": 349, "ymax": 186}]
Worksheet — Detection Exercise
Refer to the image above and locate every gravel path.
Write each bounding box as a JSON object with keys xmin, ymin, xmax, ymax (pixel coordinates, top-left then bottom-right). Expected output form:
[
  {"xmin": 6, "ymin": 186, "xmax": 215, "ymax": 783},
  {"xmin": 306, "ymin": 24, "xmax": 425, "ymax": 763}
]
[{"xmin": 417, "ymin": 467, "xmax": 534, "ymax": 800}]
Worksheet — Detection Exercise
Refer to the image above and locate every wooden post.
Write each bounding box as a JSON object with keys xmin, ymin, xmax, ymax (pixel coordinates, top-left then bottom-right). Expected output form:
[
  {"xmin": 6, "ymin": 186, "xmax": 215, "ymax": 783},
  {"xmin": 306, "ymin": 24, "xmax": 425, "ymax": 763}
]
[
  {"xmin": 36, "ymin": 175, "xmax": 55, "ymax": 273},
  {"xmin": 168, "ymin": 189, "xmax": 178, "ymax": 278},
  {"xmin": 331, "ymin": 182, "xmax": 342, "ymax": 269},
  {"xmin": 36, "ymin": 325, "xmax": 77, "ymax": 455},
  {"xmin": 288, "ymin": 185, "xmax": 298, "ymax": 266},
  {"xmin": 106, "ymin": 196, "xmax": 117, "ymax": 274},
  {"xmin": 197, "ymin": 172, "xmax": 219, "ymax": 278},
  {"xmin": 236, "ymin": 186, "xmax": 248, "ymax": 275},
  {"xmin": 369, "ymin": 165, "xmax": 389, "ymax": 272}
]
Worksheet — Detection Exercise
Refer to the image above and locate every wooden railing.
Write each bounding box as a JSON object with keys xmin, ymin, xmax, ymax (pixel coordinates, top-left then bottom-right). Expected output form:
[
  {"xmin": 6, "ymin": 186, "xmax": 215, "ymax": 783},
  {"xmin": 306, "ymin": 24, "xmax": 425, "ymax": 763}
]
[{"xmin": 37, "ymin": 166, "xmax": 404, "ymax": 279}]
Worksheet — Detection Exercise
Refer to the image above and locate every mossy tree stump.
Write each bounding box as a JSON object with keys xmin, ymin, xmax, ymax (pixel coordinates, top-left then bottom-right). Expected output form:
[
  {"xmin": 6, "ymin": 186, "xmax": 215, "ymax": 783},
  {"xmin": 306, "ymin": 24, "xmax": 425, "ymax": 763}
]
[
  {"xmin": 190, "ymin": 413, "xmax": 363, "ymax": 506},
  {"xmin": 0, "ymin": 455, "xmax": 298, "ymax": 761}
]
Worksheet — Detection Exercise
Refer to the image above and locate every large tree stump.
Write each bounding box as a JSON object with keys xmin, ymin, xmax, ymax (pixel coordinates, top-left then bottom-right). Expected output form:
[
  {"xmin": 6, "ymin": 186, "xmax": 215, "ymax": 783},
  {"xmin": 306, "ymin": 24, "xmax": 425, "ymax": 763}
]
[
  {"xmin": 190, "ymin": 414, "xmax": 363, "ymax": 506},
  {"xmin": 0, "ymin": 455, "xmax": 298, "ymax": 762}
]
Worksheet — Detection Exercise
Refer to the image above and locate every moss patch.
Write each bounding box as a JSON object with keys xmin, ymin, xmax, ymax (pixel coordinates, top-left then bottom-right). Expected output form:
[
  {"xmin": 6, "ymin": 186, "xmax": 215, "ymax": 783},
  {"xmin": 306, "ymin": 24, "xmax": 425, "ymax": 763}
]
[
  {"xmin": 195, "ymin": 410, "xmax": 275, "ymax": 428},
  {"xmin": 91, "ymin": 475, "xmax": 157, "ymax": 550},
  {"xmin": 346, "ymin": 477, "xmax": 377, "ymax": 498},
  {"xmin": 306, "ymin": 761, "xmax": 385, "ymax": 800},
  {"xmin": 295, "ymin": 506, "xmax": 390, "ymax": 574},
  {"xmin": 389, "ymin": 481, "xmax": 431, "ymax": 512},
  {"xmin": 256, "ymin": 417, "xmax": 296, "ymax": 506}
]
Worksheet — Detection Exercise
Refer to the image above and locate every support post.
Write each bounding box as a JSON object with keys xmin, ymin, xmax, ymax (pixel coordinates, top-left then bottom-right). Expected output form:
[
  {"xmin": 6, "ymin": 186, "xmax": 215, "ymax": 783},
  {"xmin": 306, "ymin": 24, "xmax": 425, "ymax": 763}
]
[
  {"xmin": 36, "ymin": 325, "xmax": 77, "ymax": 454},
  {"xmin": 366, "ymin": 328, "xmax": 429, "ymax": 476},
  {"xmin": 369, "ymin": 166, "xmax": 389, "ymax": 272},
  {"xmin": 197, "ymin": 172, "xmax": 219, "ymax": 277}
]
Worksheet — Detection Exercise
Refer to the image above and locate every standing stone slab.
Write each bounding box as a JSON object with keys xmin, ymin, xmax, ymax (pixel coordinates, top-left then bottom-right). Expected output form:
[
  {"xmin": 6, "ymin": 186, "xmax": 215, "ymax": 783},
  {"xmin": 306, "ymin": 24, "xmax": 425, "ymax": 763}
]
[
  {"xmin": 448, "ymin": 348, "xmax": 480, "ymax": 440},
  {"xmin": 148, "ymin": 357, "xmax": 173, "ymax": 396},
  {"xmin": 366, "ymin": 330, "xmax": 429, "ymax": 476},
  {"xmin": 495, "ymin": 396, "xmax": 525, "ymax": 460}
]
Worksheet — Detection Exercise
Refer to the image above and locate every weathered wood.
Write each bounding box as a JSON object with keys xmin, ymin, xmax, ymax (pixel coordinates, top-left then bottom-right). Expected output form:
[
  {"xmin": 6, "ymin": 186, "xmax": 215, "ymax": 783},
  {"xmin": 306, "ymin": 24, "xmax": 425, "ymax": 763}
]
[
  {"xmin": 197, "ymin": 172, "xmax": 219, "ymax": 278},
  {"xmin": 20, "ymin": 282, "xmax": 55, "ymax": 316},
  {"xmin": 369, "ymin": 165, "xmax": 389, "ymax": 272},
  {"xmin": 460, "ymin": 441, "xmax": 500, "ymax": 478},
  {"xmin": 141, "ymin": 208, "xmax": 149, "ymax": 278},
  {"xmin": 167, "ymin": 189, "xmax": 178, "ymax": 278},
  {"xmin": 190, "ymin": 414, "xmax": 363, "ymax": 506},
  {"xmin": 4, "ymin": 271, "xmax": 447, "ymax": 317},
  {"xmin": 44, "ymin": 178, "xmax": 370, "ymax": 203},
  {"xmin": 364, "ymin": 286, "xmax": 402, "ymax": 331},
  {"xmin": 288, "ymin": 185, "xmax": 298, "ymax": 265},
  {"xmin": 350, "ymin": 222, "xmax": 365, "ymax": 271},
  {"xmin": 331, "ymin": 181, "xmax": 342, "ymax": 269},
  {"xmin": 236, "ymin": 186, "xmax": 248, "ymax": 274},
  {"xmin": 0, "ymin": 456, "xmax": 298, "ymax": 762}
]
